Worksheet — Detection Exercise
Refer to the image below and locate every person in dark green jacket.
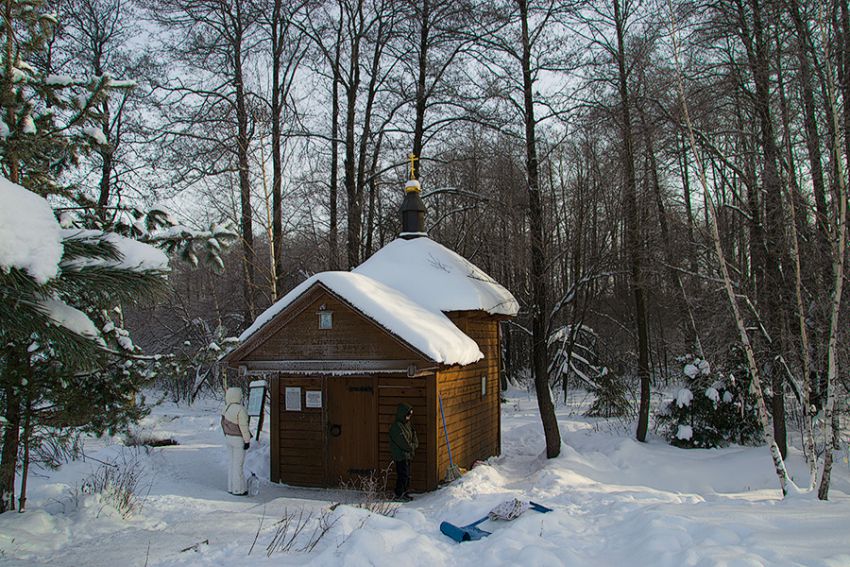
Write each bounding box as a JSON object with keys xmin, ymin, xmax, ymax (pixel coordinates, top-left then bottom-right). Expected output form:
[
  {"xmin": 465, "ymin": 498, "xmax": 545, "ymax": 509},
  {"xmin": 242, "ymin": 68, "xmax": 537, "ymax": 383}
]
[{"xmin": 389, "ymin": 402, "xmax": 419, "ymax": 500}]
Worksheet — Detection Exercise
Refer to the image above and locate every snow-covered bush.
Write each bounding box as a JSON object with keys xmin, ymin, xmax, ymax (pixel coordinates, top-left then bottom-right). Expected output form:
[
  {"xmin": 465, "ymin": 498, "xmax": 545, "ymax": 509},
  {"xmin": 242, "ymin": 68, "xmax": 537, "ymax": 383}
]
[
  {"xmin": 61, "ymin": 452, "xmax": 148, "ymax": 519},
  {"xmin": 85, "ymin": 460, "xmax": 146, "ymax": 519},
  {"xmin": 656, "ymin": 350, "xmax": 762, "ymax": 449}
]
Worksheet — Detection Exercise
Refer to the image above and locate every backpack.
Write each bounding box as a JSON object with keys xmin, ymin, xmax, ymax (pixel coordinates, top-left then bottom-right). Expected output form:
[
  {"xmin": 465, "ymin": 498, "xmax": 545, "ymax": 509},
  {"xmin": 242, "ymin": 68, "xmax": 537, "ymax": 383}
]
[{"xmin": 221, "ymin": 404, "xmax": 242, "ymax": 436}]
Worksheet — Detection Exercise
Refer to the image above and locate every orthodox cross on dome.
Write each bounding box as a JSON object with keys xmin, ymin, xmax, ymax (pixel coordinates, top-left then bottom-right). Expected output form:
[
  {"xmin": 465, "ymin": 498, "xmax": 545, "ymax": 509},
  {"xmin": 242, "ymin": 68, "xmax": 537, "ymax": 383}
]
[
  {"xmin": 400, "ymin": 151, "xmax": 425, "ymax": 236},
  {"xmin": 408, "ymin": 153, "xmax": 419, "ymax": 180}
]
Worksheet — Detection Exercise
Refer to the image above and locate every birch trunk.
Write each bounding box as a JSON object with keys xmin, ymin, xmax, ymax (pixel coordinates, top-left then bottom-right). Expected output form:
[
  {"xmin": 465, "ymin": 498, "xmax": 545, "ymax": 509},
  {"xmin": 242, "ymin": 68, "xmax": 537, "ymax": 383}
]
[
  {"xmin": 775, "ymin": 37, "xmax": 818, "ymax": 485},
  {"xmin": 817, "ymin": 0, "xmax": 848, "ymax": 500},
  {"xmin": 668, "ymin": 2, "xmax": 794, "ymax": 495}
]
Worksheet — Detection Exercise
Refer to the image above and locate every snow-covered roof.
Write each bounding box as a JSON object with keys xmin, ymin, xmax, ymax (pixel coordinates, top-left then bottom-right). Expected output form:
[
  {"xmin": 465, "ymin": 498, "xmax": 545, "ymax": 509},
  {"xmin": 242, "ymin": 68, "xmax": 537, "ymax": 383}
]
[
  {"xmin": 0, "ymin": 176, "xmax": 63, "ymax": 284},
  {"xmin": 354, "ymin": 237, "xmax": 519, "ymax": 317},
  {"xmin": 238, "ymin": 271, "xmax": 484, "ymax": 366}
]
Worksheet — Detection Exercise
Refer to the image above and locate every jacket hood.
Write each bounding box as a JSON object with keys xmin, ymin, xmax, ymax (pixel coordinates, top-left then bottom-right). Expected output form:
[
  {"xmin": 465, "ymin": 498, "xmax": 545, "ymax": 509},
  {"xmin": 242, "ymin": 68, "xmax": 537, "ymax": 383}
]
[
  {"xmin": 395, "ymin": 403, "xmax": 413, "ymax": 422},
  {"xmin": 225, "ymin": 387, "xmax": 243, "ymax": 405}
]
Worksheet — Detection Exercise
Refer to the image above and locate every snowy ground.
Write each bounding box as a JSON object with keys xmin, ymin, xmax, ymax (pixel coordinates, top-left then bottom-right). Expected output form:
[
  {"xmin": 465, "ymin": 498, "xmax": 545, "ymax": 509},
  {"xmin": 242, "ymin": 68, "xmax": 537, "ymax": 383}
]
[{"xmin": 1, "ymin": 390, "xmax": 849, "ymax": 567}]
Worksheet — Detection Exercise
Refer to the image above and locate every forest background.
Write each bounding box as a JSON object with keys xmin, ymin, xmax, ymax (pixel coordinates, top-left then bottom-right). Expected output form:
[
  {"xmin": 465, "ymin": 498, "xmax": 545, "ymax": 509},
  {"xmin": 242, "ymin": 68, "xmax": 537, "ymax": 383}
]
[{"xmin": 1, "ymin": 0, "xmax": 848, "ymax": 508}]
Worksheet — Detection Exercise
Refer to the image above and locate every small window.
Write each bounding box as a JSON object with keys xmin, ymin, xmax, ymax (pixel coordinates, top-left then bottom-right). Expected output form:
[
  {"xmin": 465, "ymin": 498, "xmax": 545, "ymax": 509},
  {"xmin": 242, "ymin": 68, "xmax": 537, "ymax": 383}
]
[
  {"xmin": 318, "ymin": 311, "xmax": 333, "ymax": 329},
  {"xmin": 481, "ymin": 375, "xmax": 487, "ymax": 398}
]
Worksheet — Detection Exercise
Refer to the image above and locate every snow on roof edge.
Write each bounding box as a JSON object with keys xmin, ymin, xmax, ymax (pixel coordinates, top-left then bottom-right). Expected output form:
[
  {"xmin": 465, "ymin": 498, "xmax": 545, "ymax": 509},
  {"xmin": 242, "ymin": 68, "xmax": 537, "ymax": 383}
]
[{"xmin": 237, "ymin": 272, "xmax": 483, "ymax": 367}]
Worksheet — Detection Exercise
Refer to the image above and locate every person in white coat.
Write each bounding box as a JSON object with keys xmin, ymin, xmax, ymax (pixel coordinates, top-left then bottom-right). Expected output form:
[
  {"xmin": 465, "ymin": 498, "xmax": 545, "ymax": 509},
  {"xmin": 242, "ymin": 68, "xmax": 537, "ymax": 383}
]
[{"xmin": 221, "ymin": 387, "xmax": 252, "ymax": 495}]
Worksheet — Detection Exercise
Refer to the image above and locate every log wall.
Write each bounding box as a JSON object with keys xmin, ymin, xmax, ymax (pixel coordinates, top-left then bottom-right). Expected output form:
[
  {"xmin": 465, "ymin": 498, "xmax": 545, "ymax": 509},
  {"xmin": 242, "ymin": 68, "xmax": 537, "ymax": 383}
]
[
  {"xmin": 271, "ymin": 374, "xmax": 435, "ymax": 492},
  {"xmin": 435, "ymin": 312, "xmax": 501, "ymax": 482},
  {"xmin": 243, "ymin": 289, "xmax": 423, "ymax": 362},
  {"xmin": 239, "ymin": 293, "xmax": 505, "ymax": 493},
  {"xmin": 376, "ymin": 375, "xmax": 436, "ymax": 492}
]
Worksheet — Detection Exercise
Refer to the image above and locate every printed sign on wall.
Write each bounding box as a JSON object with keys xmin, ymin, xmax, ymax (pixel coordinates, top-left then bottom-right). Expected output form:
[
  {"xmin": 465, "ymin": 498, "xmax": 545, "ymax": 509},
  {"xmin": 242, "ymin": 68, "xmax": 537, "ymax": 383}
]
[
  {"xmin": 285, "ymin": 387, "xmax": 302, "ymax": 411},
  {"xmin": 305, "ymin": 390, "xmax": 322, "ymax": 408}
]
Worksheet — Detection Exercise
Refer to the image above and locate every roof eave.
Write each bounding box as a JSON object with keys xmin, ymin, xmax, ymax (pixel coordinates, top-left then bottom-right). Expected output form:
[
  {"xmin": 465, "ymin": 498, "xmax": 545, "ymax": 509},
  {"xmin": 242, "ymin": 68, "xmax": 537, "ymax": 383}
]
[{"xmin": 225, "ymin": 279, "xmax": 478, "ymax": 368}]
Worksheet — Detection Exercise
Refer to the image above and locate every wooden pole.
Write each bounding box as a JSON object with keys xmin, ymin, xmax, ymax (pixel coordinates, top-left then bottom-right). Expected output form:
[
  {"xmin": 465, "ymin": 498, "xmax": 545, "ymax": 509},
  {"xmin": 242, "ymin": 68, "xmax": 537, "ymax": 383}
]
[{"xmin": 254, "ymin": 386, "xmax": 266, "ymax": 441}]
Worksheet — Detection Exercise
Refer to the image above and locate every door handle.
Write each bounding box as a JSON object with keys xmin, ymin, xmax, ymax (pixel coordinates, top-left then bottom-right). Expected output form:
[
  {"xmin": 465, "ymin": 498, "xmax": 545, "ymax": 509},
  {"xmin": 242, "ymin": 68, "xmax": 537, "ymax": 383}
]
[{"xmin": 329, "ymin": 424, "xmax": 342, "ymax": 437}]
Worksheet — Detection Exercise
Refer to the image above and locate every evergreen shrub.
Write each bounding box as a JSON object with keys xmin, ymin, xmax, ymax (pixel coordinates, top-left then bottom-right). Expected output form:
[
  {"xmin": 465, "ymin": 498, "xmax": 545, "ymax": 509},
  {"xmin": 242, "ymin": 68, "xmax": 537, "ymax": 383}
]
[{"xmin": 656, "ymin": 347, "xmax": 762, "ymax": 449}]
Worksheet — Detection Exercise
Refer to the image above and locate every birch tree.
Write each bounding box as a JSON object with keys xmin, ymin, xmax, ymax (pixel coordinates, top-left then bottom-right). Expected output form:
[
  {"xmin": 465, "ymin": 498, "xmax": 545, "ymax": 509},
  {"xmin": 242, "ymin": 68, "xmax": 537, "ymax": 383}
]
[
  {"xmin": 668, "ymin": 0, "xmax": 797, "ymax": 496},
  {"xmin": 815, "ymin": 0, "xmax": 847, "ymax": 500}
]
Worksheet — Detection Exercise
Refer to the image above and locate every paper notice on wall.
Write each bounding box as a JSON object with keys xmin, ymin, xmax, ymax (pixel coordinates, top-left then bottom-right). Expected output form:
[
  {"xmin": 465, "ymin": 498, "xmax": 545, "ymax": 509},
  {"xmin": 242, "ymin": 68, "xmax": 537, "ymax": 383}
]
[
  {"xmin": 285, "ymin": 387, "xmax": 301, "ymax": 411},
  {"xmin": 305, "ymin": 390, "xmax": 322, "ymax": 408},
  {"xmin": 247, "ymin": 383, "xmax": 266, "ymax": 416}
]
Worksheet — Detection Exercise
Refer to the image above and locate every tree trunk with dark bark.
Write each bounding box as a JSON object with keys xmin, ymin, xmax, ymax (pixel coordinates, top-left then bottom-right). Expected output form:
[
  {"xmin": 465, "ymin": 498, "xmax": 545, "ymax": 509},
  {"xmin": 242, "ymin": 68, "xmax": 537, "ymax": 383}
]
[
  {"xmin": 96, "ymin": 96, "xmax": 113, "ymax": 223},
  {"xmin": 411, "ymin": 0, "xmax": 430, "ymax": 179},
  {"xmin": 744, "ymin": 0, "xmax": 788, "ymax": 457},
  {"xmin": 355, "ymin": 11, "xmax": 387, "ymax": 261},
  {"xmin": 342, "ymin": 1, "xmax": 364, "ymax": 270},
  {"xmin": 0, "ymin": 348, "xmax": 22, "ymax": 514},
  {"xmin": 613, "ymin": 0, "xmax": 651, "ymax": 442},
  {"xmin": 270, "ymin": 0, "xmax": 284, "ymax": 293},
  {"xmin": 233, "ymin": 9, "xmax": 255, "ymax": 321},
  {"xmin": 518, "ymin": 0, "xmax": 560, "ymax": 458},
  {"xmin": 329, "ymin": 17, "xmax": 343, "ymax": 271}
]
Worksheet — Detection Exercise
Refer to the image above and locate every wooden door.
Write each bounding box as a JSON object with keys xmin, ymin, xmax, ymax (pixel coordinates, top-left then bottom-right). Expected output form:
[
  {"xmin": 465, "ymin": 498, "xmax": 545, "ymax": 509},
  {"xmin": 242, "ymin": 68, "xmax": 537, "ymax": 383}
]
[{"xmin": 327, "ymin": 377, "xmax": 377, "ymax": 485}]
